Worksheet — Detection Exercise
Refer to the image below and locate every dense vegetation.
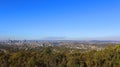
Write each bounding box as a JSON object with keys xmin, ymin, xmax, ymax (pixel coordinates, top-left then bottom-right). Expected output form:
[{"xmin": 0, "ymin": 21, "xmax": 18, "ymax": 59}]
[{"xmin": 0, "ymin": 45, "xmax": 120, "ymax": 67}]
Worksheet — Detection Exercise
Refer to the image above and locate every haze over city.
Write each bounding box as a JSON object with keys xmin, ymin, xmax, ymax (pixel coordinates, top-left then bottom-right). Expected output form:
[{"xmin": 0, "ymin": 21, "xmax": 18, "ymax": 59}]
[{"xmin": 0, "ymin": 0, "xmax": 120, "ymax": 40}]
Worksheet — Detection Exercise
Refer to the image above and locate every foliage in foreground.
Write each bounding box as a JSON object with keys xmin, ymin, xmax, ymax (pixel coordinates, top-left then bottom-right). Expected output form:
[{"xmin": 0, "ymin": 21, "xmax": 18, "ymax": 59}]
[{"xmin": 0, "ymin": 45, "xmax": 120, "ymax": 67}]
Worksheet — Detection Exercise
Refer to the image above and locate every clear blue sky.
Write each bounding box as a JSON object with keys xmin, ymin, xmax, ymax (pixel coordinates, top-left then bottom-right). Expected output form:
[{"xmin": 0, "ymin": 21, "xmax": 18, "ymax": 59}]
[{"xmin": 0, "ymin": 0, "xmax": 120, "ymax": 40}]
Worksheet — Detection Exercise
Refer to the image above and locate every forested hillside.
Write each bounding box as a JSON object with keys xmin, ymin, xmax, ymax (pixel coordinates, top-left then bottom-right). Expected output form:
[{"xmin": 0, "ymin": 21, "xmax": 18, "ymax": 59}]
[{"xmin": 0, "ymin": 45, "xmax": 120, "ymax": 67}]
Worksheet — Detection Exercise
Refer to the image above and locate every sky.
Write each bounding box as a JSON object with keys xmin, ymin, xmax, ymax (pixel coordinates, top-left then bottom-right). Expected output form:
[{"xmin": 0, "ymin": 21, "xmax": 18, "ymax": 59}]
[{"xmin": 0, "ymin": 0, "xmax": 120, "ymax": 40}]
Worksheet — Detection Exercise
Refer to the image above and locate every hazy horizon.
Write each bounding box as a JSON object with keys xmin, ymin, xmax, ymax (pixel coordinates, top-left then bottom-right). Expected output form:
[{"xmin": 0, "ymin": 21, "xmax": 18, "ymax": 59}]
[{"xmin": 1, "ymin": 36, "xmax": 120, "ymax": 41}]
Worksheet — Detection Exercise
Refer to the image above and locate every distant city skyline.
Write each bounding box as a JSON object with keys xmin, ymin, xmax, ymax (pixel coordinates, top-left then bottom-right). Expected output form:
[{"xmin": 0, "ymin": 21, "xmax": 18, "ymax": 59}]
[
  {"xmin": 0, "ymin": 0, "xmax": 120, "ymax": 40},
  {"xmin": 1, "ymin": 34, "xmax": 120, "ymax": 40}
]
